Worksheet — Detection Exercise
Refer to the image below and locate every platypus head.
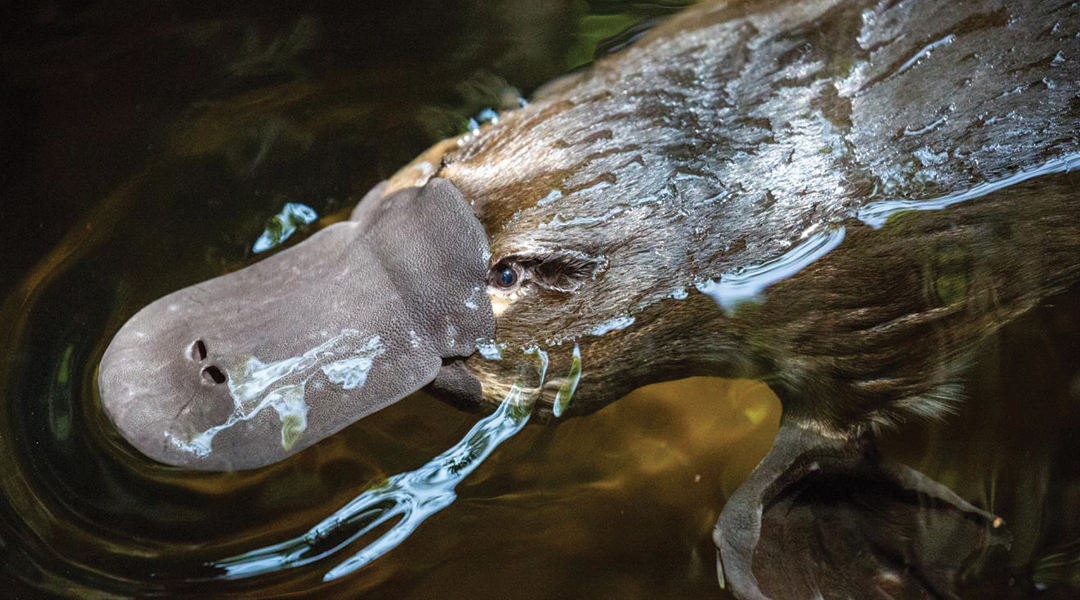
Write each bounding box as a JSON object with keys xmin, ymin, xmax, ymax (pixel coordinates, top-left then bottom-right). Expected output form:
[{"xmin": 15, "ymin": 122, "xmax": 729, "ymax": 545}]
[{"xmin": 98, "ymin": 89, "xmax": 743, "ymax": 470}]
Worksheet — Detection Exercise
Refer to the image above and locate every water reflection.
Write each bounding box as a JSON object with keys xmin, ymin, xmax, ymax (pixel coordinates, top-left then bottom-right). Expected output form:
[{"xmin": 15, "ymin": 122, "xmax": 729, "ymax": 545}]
[
  {"xmin": 215, "ymin": 385, "xmax": 533, "ymax": 581},
  {"xmin": 553, "ymin": 344, "xmax": 582, "ymax": 418},
  {"xmin": 253, "ymin": 202, "xmax": 318, "ymax": 253}
]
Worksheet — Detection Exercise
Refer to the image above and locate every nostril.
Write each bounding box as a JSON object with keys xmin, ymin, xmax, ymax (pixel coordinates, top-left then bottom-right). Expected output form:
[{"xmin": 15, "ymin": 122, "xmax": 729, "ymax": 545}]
[
  {"xmin": 189, "ymin": 339, "xmax": 208, "ymax": 362},
  {"xmin": 201, "ymin": 365, "xmax": 226, "ymax": 385}
]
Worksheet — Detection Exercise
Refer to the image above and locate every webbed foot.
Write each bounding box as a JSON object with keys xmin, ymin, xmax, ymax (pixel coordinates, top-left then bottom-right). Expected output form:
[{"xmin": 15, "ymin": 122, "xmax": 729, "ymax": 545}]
[{"xmin": 715, "ymin": 422, "xmax": 1008, "ymax": 600}]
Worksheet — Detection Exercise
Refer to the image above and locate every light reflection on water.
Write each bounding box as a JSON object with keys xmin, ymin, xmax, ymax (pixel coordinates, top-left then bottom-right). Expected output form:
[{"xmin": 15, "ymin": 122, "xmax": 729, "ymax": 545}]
[
  {"xmin": 253, "ymin": 202, "xmax": 318, "ymax": 253},
  {"xmin": 215, "ymin": 385, "xmax": 533, "ymax": 582}
]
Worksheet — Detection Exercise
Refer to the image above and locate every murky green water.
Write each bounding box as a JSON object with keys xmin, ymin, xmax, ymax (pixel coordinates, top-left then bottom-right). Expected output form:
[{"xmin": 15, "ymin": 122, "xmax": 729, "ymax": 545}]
[{"xmin": 3, "ymin": 1, "xmax": 1080, "ymax": 599}]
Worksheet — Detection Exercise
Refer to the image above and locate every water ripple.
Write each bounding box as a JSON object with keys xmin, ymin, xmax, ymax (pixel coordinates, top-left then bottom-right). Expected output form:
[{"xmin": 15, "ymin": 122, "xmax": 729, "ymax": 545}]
[{"xmin": 212, "ymin": 386, "xmax": 532, "ymax": 582}]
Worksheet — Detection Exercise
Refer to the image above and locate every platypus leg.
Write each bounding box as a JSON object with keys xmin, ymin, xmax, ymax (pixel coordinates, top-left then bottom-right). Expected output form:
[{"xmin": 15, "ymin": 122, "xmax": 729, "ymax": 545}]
[{"xmin": 714, "ymin": 420, "xmax": 1008, "ymax": 600}]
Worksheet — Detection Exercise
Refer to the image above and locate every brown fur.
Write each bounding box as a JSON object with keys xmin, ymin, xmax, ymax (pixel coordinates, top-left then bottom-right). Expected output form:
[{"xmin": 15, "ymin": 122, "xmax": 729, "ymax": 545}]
[{"xmin": 431, "ymin": 0, "xmax": 1080, "ymax": 432}]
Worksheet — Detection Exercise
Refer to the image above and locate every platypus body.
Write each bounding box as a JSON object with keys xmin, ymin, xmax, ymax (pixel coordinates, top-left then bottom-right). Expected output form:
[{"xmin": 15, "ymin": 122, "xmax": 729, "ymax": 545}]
[
  {"xmin": 443, "ymin": 0, "xmax": 1080, "ymax": 430},
  {"xmin": 98, "ymin": 0, "xmax": 1080, "ymax": 598}
]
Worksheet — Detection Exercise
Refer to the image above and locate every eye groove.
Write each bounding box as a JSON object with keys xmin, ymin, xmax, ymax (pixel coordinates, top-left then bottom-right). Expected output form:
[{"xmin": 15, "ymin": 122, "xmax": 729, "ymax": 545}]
[{"xmin": 489, "ymin": 251, "xmax": 606, "ymax": 294}]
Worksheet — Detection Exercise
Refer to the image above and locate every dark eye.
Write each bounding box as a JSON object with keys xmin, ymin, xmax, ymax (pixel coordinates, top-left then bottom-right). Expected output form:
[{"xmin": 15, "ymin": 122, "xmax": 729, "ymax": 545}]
[{"xmin": 495, "ymin": 266, "xmax": 518, "ymax": 288}]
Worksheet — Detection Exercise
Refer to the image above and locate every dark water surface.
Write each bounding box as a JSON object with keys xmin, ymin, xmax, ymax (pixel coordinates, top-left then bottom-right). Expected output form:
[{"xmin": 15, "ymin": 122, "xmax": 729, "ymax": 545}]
[{"xmin": 3, "ymin": 1, "xmax": 1080, "ymax": 599}]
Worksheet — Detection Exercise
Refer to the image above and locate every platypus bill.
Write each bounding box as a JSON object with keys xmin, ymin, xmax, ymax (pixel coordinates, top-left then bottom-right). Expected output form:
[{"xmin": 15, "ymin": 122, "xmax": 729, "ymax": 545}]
[{"xmin": 97, "ymin": 0, "xmax": 1080, "ymax": 598}]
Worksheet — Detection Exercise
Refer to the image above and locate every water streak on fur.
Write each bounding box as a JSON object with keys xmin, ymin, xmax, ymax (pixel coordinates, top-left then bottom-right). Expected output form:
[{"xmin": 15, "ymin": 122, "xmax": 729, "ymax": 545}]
[
  {"xmin": 552, "ymin": 344, "xmax": 582, "ymax": 417},
  {"xmin": 858, "ymin": 152, "xmax": 1080, "ymax": 229},
  {"xmin": 696, "ymin": 228, "xmax": 847, "ymax": 312}
]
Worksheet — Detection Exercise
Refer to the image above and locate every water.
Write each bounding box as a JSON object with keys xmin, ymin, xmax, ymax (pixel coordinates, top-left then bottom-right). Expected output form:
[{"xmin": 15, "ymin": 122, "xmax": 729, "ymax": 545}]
[
  {"xmin": 213, "ymin": 386, "xmax": 534, "ymax": 582},
  {"xmin": 253, "ymin": 203, "xmax": 319, "ymax": 253},
  {"xmin": 552, "ymin": 344, "xmax": 582, "ymax": 418},
  {"xmin": 170, "ymin": 330, "xmax": 387, "ymax": 458},
  {"xmin": 3, "ymin": 1, "xmax": 1080, "ymax": 599},
  {"xmin": 589, "ymin": 315, "xmax": 637, "ymax": 337},
  {"xmin": 895, "ymin": 34, "xmax": 957, "ymax": 75}
]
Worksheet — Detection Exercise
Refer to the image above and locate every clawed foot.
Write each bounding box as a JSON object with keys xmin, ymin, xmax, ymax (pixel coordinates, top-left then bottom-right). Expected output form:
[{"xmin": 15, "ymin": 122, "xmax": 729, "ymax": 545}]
[{"xmin": 715, "ymin": 422, "xmax": 1008, "ymax": 600}]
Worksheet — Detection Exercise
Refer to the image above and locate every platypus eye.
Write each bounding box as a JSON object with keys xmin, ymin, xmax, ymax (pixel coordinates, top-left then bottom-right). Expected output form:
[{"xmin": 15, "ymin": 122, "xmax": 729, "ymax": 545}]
[
  {"xmin": 487, "ymin": 259, "xmax": 525, "ymax": 292},
  {"xmin": 494, "ymin": 265, "xmax": 519, "ymax": 289},
  {"xmin": 489, "ymin": 251, "xmax": 606, "ymax": 295}
]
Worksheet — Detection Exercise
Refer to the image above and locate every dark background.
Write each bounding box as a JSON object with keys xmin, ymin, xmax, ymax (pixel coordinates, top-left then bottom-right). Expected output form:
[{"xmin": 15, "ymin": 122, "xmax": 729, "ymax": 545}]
[{"xmin": 1, "ymin": 0, "xmax": 685, "ymax": 294}]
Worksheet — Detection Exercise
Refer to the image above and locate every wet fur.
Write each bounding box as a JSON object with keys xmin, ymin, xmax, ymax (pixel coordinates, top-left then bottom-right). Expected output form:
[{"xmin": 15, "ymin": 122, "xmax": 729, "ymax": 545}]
[{"xmin": 432, "ymin": 0, "xmax": 1080, "ymax": 432}]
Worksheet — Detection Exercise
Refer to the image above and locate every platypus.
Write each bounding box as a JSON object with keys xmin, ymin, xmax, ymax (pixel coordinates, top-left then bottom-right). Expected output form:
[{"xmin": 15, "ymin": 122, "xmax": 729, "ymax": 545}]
[{"xmin": 98, "ymin": 0, "xmax": 1080, "ymax": 597}]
